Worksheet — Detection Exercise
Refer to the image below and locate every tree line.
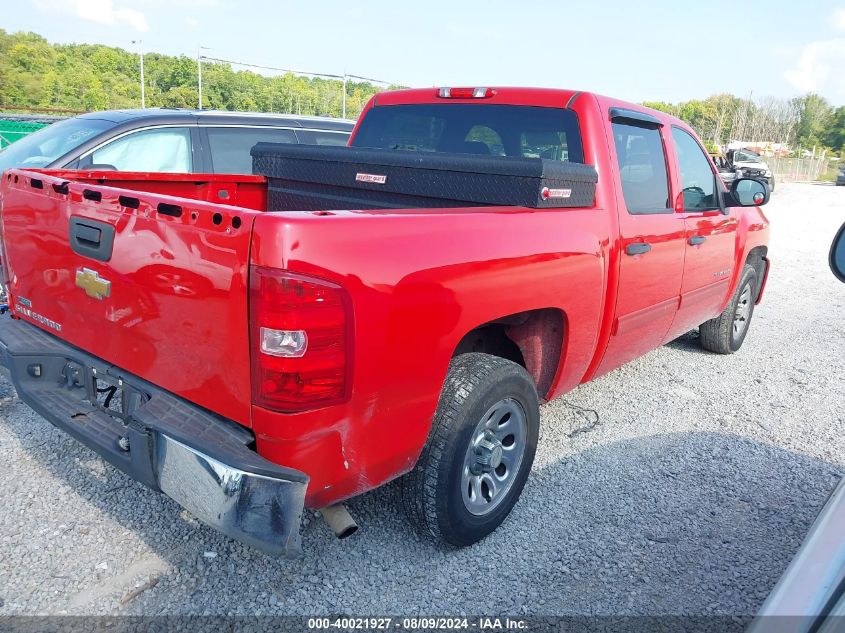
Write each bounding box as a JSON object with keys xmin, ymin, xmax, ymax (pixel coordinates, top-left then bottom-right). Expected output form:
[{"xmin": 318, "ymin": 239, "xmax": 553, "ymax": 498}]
[
  {"xmin": 644, "ymin": 93, "xmax": 845, "ymax": 156},
  {"xmin": 1, "ymin": 29, "xmax": 843, "ymax": 156},
  {"xmin": 0, "ymin": 30, "xmax": 390, "ymax": 119}
]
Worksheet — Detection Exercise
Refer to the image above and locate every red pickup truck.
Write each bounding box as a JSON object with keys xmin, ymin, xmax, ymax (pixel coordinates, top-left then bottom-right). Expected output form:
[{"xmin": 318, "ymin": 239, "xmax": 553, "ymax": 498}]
[{"xmin": 0, "ymin": 87, "xmax": 770, "ymax": 556}]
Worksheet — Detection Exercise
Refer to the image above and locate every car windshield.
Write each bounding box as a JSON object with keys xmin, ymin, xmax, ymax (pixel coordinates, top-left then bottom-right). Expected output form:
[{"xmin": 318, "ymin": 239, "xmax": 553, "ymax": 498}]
[
  {"xmin": 352, "ymin": 104, "xmax": 584, "ymax": 163},
  {"xmin": 734, "ymin": 151, "xmax": 762, "ymax": 164},
  {"xmin": 0, "ymin": 117, "xmax": 114, "ymax": 173}
]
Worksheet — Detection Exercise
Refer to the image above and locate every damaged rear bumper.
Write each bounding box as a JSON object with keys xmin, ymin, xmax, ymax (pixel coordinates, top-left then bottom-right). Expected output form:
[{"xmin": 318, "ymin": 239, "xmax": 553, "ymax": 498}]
[{"xmin": 0, "ymin": 316, "xmax": 308, "ymax": 556}]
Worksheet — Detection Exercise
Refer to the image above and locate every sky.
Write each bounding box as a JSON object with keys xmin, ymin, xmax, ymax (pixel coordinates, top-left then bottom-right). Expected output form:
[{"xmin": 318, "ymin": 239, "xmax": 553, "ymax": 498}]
[{"xmin": 6, "ymin": 0, "xmax": 845, "ymax": 105}]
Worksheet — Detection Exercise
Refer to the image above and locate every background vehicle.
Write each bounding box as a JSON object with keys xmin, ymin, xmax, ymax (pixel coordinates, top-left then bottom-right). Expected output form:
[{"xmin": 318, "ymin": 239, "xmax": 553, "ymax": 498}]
[
  {"xmin": 0, "ymin": 87, "xmax": 770, "ymax": 555},
  {"xmin": 709, "ymin": 151, "xmax": 740, "ymax": 187},
  {"xmin": 748, "ymin": 228, "xmax": 845, "ymax": 631},
  {"xmin": 728, "ymin": 148, "xmax": 775, "ymax": 191},
  {"xmin": 836, "ymin": 166, "xmax": 845, "ymax": 186},
  {"xmin": 0, "ymin": 109, "xmax": 353, "ymax": 175}
]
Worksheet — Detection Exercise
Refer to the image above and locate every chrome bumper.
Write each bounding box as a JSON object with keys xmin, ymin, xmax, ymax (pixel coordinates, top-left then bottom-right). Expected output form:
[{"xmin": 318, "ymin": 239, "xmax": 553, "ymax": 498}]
[
  {"xmin": 0, "ymin": 316, "xmax": 308, "ymax": 557},
  {"xmin": 153, "ymin": 432, "xmax": 306, "ymax": 556}
]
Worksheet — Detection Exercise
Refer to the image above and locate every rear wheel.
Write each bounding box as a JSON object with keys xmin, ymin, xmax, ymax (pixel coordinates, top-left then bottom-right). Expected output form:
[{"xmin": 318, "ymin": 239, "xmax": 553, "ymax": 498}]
[
  {"xmin": 400, "ymin": 353, "xmax": 539, "ymax": 546},
  {"xmin": 699, "ymin": 264, "xmax": 758, "ymax": 354}
]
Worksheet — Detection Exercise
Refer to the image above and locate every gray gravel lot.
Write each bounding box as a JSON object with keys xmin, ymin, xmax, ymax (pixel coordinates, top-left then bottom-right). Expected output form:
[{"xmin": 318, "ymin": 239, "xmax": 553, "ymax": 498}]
[{"xmin": 0, "ymin": 182, "xmax": 843, "ymax": 617}]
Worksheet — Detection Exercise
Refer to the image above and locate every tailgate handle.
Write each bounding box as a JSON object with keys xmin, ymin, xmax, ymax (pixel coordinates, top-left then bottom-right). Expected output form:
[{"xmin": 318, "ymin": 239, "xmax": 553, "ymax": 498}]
[{"xmin": 69, "ymin": 217, "xmax": 115, "ymax": 262}]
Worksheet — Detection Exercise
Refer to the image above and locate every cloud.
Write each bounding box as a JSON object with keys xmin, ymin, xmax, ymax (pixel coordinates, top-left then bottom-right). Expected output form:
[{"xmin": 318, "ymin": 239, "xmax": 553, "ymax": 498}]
[
  {"xmin": 32, "ymin": 0, "xmax": 149, "ymax": 32},
  {"xmin": 784, "ymin": 38, "xmax": 845, "ymax": 99},
  {"xmin": 138, "ymin": 0, "xmax": 217, "ymax": 5},
  {"xmin": 833, "ymin": 7, "xmax": 845, "ymax": 30}
]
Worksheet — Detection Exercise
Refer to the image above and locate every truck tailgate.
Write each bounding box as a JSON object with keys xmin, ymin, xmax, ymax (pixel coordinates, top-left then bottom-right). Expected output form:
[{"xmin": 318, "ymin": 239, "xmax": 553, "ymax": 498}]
[{"xmin": 0, "ymin": 170, "xmax": 260, "ymax": 426}]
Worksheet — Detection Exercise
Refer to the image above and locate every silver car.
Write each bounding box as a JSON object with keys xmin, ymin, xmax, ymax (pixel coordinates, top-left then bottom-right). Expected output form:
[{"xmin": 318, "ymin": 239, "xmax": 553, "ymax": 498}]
[{"xmin": 749, "ymin": 226, "xmax": 845, "ymax": 632}]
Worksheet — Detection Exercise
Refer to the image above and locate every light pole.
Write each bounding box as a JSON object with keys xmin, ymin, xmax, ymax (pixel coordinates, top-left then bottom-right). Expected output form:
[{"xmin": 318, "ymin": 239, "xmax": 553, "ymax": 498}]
[
  {"xmin": 342, "ymin": 71, "xmax": 347, "ymax": 119},
  {"xmin": 131, "ymin": 39, "xmax": 145, "ymax": 108},
  {"xmin": 197, "ymin": 45, "xmax": 210, "ymax": 109}
]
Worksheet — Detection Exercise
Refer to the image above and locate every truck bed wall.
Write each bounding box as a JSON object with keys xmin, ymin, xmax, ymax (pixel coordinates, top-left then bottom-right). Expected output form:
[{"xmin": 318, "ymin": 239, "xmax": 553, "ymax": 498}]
[
  {"xmin": 248, "ymin": 205, "xmax": 611, "ymax": 506},
  {"xmin": 30, "ymin": 170, "xmax": 268, "ymax": 212}
]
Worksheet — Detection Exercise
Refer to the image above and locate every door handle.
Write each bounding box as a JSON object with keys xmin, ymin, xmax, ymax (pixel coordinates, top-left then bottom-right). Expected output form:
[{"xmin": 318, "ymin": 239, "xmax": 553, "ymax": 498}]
[
  {"xmin": 688, "ymin": 236, "xmax": 706, "ymax": 246},
  {"xmin": 625, "ymin": 242, "xmax": 651, "ymax": 256}
]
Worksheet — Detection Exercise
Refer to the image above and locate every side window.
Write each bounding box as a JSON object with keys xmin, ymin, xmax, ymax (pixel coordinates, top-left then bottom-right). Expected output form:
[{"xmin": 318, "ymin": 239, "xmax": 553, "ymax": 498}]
[
  {"xmin": 611, "ymin": 122, "xmax": 671, "ymax": 214},
  {"xmin": 296, "ymin": 130, "xmax": 350, "ymax": 146},
  {"xmin": 88, "ymin": 127, "xmax": 192, "ymax": 172},
  {"xmin": 206, "ymin": 127, "xmax": 297, "ymax": 174},
  {"xmin": 672, "ymin": 127, "xmax": 719, "ymax": 211}
]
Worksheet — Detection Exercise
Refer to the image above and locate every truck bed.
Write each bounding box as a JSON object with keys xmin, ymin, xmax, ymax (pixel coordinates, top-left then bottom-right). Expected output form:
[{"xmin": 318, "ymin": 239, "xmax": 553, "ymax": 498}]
[{"xmin": 1, "ymin": 168, "xmax": 599, "ymax": 431}]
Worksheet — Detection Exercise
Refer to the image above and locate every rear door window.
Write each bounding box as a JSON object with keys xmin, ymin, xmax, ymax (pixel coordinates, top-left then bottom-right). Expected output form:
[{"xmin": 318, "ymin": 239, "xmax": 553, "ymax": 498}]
[
  {"xmin": 296, "ymin": 130, "xmax": 351, "ymax": 146},
  {"xmin": 206, "ymin": 127, "xmax": 297, "ymax": 174},
  {"xmin": 611, "ymin": 122, "xmax": 671, "ymax": 214}
]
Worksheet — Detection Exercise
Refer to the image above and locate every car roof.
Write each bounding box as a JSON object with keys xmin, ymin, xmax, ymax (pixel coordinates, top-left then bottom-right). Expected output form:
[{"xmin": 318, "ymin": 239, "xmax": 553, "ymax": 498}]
[{"xmin": 77, "ymin": 108, "xmax": 355, "ymax": 131}]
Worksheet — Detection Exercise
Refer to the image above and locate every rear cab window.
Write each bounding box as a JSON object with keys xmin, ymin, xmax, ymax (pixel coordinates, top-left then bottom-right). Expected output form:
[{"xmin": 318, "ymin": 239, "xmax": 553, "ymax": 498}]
[{"xmin": 351, "ymin": 104, "xmax": 584, "ymax": 163}]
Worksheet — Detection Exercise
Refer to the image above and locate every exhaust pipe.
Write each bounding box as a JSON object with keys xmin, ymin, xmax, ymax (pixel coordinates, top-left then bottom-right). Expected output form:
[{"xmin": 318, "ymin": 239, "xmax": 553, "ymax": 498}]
[{"xmin": 319, "ymin": 503, "xmax": 358, "ymax": 539}]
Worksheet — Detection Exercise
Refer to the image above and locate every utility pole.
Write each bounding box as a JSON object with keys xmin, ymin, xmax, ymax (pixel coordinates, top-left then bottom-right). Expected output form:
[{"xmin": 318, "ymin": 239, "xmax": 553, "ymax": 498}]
[
  {"xmin": 197, "ymin": 45, "xmax": 210, "ymax": 109},
  {"xmin": 342, "ymin": 71, "xmax": 347, "ymax": 119},
  {"xmin": 131, "ymin": 40, "xmax": 145, "ymax": 108}
]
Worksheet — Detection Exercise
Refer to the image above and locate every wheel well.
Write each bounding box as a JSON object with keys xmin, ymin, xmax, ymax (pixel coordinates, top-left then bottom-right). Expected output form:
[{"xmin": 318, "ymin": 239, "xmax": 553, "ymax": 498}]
[
  {"xmin": 745, "ymin": 246, "xmax": 768, "ymax": 300},
  {"xmin": 453, "ymin": 308, "xmax": 564, "ymax": 399}
]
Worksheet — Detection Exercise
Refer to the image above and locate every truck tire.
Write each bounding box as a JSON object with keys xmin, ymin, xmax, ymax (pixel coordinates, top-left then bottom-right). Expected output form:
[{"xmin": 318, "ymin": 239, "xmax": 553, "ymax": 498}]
[
  {"xmin": 400, "ymin": 353, "xmax": 539, "ymax": 546},
  {"xmin": 699, "ymin": 264, "xmax": 758, "ymax": 354}
]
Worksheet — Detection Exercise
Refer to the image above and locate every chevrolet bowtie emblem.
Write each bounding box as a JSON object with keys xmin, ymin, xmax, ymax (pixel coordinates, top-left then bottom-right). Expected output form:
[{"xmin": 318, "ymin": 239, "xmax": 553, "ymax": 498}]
[{"xmin": 75, "ymin": 268, "xmax": 111, "ymax": 300}]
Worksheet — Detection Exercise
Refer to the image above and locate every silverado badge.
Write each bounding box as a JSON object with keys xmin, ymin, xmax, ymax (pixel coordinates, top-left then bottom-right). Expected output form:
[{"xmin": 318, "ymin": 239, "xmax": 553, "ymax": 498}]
[{"xmin": 75, "ymin": 268, "xmax": 111, "ymax": 300}]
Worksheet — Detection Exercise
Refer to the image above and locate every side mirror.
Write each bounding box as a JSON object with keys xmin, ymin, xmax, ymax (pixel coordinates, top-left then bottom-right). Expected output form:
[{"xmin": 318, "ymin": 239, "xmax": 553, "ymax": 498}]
[
  {"xmin": 728, "ymin": 177, "xmax": 769, "ymax": 207},
  {"xmin": 831, "ymin": 222, "xmax": 845, "ymax": 283}
]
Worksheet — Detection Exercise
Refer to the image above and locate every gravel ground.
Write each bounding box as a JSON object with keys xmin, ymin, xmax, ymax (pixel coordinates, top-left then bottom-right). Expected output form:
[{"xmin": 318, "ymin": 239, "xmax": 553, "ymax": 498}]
[{"xmin": 0, "ymin": 182, "xmax": 843, "ymax": 617}]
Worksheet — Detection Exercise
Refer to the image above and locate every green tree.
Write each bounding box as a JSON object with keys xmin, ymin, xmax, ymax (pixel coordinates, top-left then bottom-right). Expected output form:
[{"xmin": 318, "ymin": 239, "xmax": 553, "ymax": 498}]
[
  {"xmin": 793, "ymin": 93, "xmax": 834, "ymax": 148},
  {"xmin": 822, "ymin": 106, "xmax": 845, "ymax": 153},
  {"xmin": 0, "ymin": 29, "xmax": 391, "ymax": 118}
]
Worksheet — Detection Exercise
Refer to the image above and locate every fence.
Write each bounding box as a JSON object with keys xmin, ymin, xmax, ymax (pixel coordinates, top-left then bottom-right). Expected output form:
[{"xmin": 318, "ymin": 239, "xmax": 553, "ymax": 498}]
[
  {"xmin": 769, "ymin": 156, "xmax": 835, "ymax": 182},
  {"xmin": 0, "ymin": 119, "xmax": 48, "ymax": 149},
  {"xmin": 0, "ymin": 114, "xmax": 68, "ymax": 149}
]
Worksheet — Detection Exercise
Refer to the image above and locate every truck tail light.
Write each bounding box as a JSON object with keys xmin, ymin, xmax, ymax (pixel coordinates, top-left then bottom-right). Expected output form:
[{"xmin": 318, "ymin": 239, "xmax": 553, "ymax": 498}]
[
  {"xmin": 437, "ymin": 87, "xmax": 496, "ymax": 99},
  {"xmin": 249, "ymin": 267, "xmax": 352, "ymax": 412}
]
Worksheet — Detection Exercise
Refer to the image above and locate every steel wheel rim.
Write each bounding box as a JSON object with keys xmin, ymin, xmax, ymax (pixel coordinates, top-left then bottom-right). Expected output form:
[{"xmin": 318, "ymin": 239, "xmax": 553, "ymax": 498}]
[
  {"xmin": 461, "ymin": 397, "xmax": 527, "ymax": 516},
  {"xmin": 733, "ymin": 284, "xmax": 753, "ymax": 337}
]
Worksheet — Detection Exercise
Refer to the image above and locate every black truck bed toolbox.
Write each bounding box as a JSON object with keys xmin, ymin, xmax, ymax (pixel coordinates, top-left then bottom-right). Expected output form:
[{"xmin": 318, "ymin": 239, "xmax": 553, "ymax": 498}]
[{"xmin": 251, "ymin": 144, "xmax": 598, "ymax": 211}]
